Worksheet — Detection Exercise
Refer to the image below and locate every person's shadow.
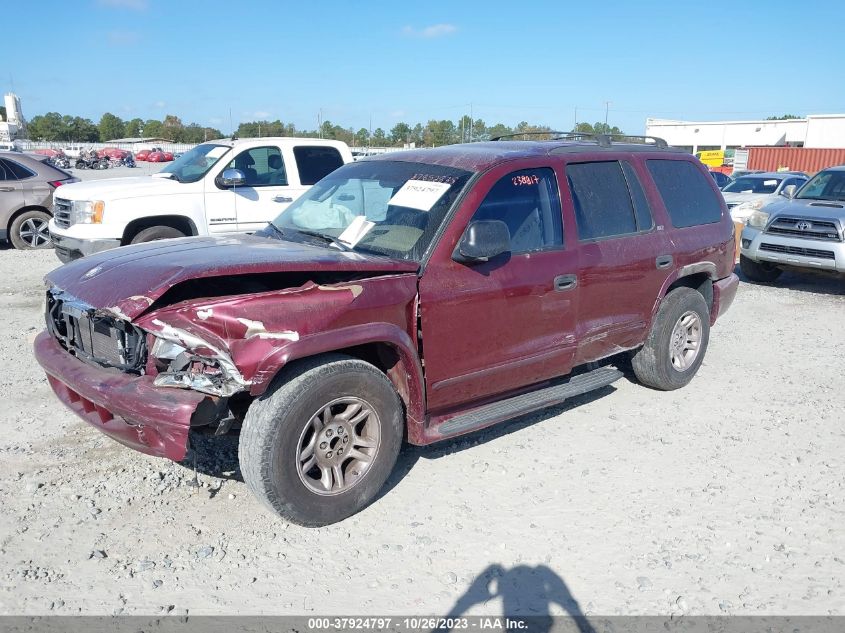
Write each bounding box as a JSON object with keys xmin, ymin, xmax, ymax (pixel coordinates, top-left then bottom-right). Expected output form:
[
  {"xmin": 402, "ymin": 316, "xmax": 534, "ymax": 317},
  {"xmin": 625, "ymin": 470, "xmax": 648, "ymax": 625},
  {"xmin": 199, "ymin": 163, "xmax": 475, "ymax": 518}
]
[{"xmin": 437, "ymin": 564, "xmax": 595, "ymax": 633}]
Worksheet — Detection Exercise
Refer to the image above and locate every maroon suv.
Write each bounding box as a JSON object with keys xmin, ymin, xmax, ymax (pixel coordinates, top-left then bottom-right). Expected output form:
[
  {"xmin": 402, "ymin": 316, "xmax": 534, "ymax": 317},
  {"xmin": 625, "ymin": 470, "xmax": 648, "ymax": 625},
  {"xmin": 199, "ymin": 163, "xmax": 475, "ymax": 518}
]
[{"xmin": 34, "ymin": 135, "xmax": 739, "ymax": 525}]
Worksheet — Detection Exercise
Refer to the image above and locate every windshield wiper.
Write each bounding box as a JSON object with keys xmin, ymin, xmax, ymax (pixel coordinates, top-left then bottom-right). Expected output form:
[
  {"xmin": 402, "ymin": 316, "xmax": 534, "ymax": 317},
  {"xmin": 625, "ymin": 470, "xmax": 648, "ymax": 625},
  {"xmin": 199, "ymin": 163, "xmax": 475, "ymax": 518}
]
[
  {"xmin": 294, "ymin": 229, "xmax": 354, "ymax": 252},
  {"xmin": 261, "ymin": 222, "xmax": 285, "ymax": 240}
]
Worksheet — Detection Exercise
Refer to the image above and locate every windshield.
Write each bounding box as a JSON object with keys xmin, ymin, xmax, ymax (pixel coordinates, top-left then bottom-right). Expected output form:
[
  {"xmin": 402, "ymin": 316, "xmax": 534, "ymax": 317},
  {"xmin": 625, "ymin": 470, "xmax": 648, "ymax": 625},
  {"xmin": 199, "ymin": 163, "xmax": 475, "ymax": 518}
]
[
  {"xmin": 722, "ymin": 176, "xmax": 783, "ymax": 194},
  {"xmin": 160, "ymin": 143, "xmax": 231, "ymax": 183},
  {"xmin": 796, "ymin": 170, "xmax": 845, "ymax": 201},
  {"xmin": 269, "ymin": 160, "xmax": 474, "ymax": 261}
]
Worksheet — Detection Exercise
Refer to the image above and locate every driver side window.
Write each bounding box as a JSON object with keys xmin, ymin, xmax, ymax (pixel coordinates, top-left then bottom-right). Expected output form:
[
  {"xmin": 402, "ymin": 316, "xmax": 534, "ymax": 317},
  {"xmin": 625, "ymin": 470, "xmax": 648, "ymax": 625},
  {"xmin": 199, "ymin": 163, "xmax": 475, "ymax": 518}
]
[
  {"xmin": 227, "ymin": 147, "xmax": 286, "ymax": 187},
  {"xmin": 470, "ymin": 167, "xmax": 563, "ymax": 254}
]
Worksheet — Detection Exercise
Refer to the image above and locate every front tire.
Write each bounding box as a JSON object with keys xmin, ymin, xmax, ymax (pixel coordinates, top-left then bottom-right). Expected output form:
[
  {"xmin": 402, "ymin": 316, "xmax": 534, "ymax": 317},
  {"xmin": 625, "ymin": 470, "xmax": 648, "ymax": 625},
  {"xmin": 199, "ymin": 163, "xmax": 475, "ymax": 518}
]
[
  {"xmin": 631, "ymin": 287, "xmax": 710, "ymax": 391},
  {"xmin": 130, "ymin": 225, "xmax": 186, "ymax": 244},
  {"xmin": 239, "ymin": 355, "xmax": 404, "ymax": 526},
  {"xmin": 10, "ymin": 210, "xmax": 53, "ymax": 250},
  {"xmin": 740, "ymin": 254, "xmax": 782, "ymax": 283}
]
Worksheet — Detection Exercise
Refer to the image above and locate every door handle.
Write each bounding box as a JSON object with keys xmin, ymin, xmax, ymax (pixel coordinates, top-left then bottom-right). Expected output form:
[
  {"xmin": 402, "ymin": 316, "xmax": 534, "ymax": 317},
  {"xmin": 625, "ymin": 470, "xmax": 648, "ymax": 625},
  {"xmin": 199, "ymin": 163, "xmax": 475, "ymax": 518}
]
[
  {"xmin": 655, "ymin": 255, "xmax": 673, "ymax": 269},
  {"xmin": 272, "ymin": 195, "xmax": 293, "ymax": 203},
  {"xmin": 554, "ymin": 274, "xmax": 578, "ymax": 291}
]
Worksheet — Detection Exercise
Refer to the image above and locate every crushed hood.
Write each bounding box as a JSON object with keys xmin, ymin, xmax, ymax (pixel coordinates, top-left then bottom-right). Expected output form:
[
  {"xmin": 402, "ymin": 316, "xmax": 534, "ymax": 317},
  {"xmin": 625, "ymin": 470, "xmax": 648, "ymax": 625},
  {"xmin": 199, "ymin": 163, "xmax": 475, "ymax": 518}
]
[
  {"xmin": 46, "ymin": 234, "xmax": 418, "ymax": 320},
  {"xmin": 53, "ymin": 175, "xmax": 185, "ymax": 201}
]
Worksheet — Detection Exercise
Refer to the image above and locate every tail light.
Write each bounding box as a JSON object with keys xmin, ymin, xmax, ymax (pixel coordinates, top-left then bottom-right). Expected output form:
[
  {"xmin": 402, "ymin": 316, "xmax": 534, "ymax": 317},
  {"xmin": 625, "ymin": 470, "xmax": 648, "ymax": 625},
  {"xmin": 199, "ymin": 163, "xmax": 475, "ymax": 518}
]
[{"xmin": 48, "ymin": 178, "xmax": 79, "ymax": 188}]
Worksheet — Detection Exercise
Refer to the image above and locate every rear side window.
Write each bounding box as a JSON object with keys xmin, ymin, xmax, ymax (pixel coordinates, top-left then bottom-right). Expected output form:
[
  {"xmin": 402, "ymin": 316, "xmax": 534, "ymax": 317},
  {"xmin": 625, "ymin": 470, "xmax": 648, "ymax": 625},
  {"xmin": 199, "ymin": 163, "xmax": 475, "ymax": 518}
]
[
  {"xmin": 622, "ymin": 162, "xmax": 654, "ymax": 231},
  {"xmin": 3, "ymin": 159, "xmax": 36, "ymax": 180},
  {"xmin": 294, "ymin": 146, "xmax": 345, "ymax": 185},
  {"xmin": 0, "ymin": 159, "xmax": 11, "ymax": 181},
  {"xmin": 647, "ymin": 160, "xmax": 722, "ymax": 227},
  {"xmin": 567, "ymin": 161, "xmax": 639, "ymax": 240},
  {"xmin": 471, "ymin": 167, "xmax": 563, "ymax": 253}
]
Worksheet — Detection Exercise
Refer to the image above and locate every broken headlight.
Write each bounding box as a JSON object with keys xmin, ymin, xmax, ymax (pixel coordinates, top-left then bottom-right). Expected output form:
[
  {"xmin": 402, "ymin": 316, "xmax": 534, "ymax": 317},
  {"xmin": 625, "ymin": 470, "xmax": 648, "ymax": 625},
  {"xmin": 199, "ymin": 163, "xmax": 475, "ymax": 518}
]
[{"xmin": 149, "ymin": 332, "xmax": 246, "ymax": 397}]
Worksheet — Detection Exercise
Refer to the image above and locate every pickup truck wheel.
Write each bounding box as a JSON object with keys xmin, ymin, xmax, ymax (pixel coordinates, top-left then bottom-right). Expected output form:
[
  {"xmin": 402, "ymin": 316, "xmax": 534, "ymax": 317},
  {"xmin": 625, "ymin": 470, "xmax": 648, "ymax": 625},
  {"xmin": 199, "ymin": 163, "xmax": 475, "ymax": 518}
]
[
  {"xmin": 10, "ymin": 210, "xmax": 53, "ymax": 250},
  {"xmin": 740, "ymin": 254, "xmax": 782, "ymax": 283},
  {"xmin": 130, "ymin": 226, "xmax": 186, "ymax": 244},
  {"xmin": 631, "ymin": 287, "xmax": 710, "ymax": 391},
  {"xmin": 239, "ymin": 355, "xmax": 403, "ymax": 526}
]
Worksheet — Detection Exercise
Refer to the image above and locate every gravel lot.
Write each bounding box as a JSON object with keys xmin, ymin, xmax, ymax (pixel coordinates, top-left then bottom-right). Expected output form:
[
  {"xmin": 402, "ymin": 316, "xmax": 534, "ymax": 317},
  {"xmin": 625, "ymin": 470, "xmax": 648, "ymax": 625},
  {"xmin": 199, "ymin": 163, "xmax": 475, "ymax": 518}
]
[{"xmin": 0, "ymin": 169, "xmax": 843, "ymax": 616}]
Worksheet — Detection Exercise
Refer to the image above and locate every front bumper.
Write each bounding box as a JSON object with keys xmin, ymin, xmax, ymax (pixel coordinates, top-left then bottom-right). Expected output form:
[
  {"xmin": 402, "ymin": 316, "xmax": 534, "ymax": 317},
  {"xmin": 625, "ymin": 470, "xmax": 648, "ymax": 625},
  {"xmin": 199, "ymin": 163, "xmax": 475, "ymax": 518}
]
[
  {"xmin": 49, "ymin": 232, "xmax": 121, "ymax": 262},
  {"xmin": 34, "ymin": 330, "xmax": 213, "ymax": 461},
  {"xmin": 741, "ymin": 226, "xmax": 845, "ymax": 273}
]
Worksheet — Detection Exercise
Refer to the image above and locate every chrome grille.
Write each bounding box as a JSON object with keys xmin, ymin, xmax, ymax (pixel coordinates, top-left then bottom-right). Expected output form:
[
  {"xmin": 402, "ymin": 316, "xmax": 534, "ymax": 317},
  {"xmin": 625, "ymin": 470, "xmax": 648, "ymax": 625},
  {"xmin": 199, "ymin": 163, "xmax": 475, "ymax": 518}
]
[
  {"xmin": 54, "ymin": 198, "xmax": 71, "ymax": 229},
  {"xmin": 765, "ymin": 216, "xmax": 842, "ymax": 242},
  {"xmin": 759, "ymin": 243, "xmax": 835, "ymax": 260}
]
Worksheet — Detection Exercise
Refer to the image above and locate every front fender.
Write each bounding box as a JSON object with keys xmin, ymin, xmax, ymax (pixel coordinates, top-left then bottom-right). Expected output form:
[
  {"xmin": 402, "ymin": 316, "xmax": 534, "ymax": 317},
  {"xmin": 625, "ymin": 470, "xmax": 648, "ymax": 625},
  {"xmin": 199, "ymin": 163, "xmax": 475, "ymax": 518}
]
[{"xmin": 249, "ymin": 322, "xmax": 426, "ymax": 441}]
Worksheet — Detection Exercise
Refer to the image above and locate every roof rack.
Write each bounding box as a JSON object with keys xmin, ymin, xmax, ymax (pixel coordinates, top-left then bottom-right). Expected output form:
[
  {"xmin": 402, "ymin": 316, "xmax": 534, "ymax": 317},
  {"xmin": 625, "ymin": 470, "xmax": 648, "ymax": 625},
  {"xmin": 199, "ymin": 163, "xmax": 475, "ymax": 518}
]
[{"xmin": 490, "ymin": 131, "xmax": 668, "ymax": 149}]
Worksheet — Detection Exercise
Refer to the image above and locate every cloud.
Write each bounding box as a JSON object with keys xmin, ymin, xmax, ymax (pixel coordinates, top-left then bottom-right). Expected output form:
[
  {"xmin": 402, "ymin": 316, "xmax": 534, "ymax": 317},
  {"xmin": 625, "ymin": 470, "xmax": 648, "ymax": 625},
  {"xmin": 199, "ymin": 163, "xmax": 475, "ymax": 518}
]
[
  {"xmin": 97, "ymin": 0, "xmax": 148, "ymax": 10},
  {"xmin": 107, "ymin": 30, "xmax": 140, "ymax": 46},
  {"xmin": 153, "ymin": 100, "xmax": 166, "ymax": 109},
  {"xmin": 390, "ymin": 110, "xmax": 406, "ymax": 118},
  {"xmin": 252, "ymin": 111, "xmax": 270, "ymax": 119},
  {"xmin": 402, "ymin": 23, "xmax": 457, "ymax": 39},
  {"xmin": 209, "ymin": 117, "xmax": 224, "ymax": 125}
]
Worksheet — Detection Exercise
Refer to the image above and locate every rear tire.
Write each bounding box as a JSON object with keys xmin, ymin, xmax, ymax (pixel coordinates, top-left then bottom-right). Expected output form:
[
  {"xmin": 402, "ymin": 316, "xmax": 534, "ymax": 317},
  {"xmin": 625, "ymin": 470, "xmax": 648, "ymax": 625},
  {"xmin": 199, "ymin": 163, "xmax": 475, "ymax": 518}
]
[
  {"xmin": 740, "ymin": 254, "xmax": 782, "ymax": 283},
  {"xmin": 631, "ymin": 287, "xmax": 710, "ymax": 391},
  {"xmin": 130, "ymin": 225, "xmax": 186, "ymax": 244},
  {"xmin": 239, "ymin": 355, "xmax": 404, "ymax": 526},
  {"xmin": 10, "ymin": 210, "xmax": 53, "ymax": 250}
]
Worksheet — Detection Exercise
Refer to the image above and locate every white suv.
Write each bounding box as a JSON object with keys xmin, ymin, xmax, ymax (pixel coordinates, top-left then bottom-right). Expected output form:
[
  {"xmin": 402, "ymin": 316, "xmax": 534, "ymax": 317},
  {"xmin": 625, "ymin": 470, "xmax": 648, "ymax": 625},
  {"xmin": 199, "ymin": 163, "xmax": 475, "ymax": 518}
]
[{"xmin": 49, "ymin": 137, "xmax": 353, "ymax": 262}]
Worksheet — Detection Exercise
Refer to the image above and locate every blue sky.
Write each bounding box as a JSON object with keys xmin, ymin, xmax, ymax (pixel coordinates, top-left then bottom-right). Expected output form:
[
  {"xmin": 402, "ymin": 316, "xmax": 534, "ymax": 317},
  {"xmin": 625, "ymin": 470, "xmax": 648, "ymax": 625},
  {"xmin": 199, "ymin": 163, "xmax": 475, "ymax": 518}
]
[{"xmin": 7, "ymin": 0, "xmax": 845, "ymax": 135}]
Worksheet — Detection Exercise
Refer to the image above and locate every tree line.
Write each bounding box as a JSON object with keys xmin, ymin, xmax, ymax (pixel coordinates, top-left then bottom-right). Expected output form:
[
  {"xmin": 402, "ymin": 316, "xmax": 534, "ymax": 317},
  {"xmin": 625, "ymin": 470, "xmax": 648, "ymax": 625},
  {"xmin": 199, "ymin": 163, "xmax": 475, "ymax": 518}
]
[
  {"xmin": 23, "ymin": 109, "xmax": 626, "ymax": 147},
  {"xmin": 235, "ymin": 118, "xmax": 626, "ymax": 147},
  {"xmin": 25, "ymin": 112, "xmax": 224, "ymax": 144}
]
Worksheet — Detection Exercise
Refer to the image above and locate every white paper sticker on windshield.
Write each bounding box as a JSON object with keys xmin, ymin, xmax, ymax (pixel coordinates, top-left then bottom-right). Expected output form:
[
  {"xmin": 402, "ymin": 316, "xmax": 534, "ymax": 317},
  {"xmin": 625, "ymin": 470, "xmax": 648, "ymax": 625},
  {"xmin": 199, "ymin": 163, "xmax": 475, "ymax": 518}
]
[
  {"xmin": 388, "ymin": 180, "xmax": 451, "ymax": 212},
  {"xmin": 206, "ymin": 147, "xmax": 229, "ymax": 159},
  {"xmin": 764, "ymin": 179, "xmax": 777, "ymax": 186},
  {"xmin": 337, "ymin": 215, "xmax": 375, "ymax": 248}
]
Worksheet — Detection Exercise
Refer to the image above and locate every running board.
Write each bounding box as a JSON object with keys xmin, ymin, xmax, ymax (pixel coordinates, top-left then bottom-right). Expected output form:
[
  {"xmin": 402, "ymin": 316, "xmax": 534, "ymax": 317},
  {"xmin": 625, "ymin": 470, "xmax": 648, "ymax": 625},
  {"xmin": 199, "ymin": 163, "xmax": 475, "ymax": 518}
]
[{"xmin": 435, "ymin": 366, "xmax": 624, "ymax": 438}]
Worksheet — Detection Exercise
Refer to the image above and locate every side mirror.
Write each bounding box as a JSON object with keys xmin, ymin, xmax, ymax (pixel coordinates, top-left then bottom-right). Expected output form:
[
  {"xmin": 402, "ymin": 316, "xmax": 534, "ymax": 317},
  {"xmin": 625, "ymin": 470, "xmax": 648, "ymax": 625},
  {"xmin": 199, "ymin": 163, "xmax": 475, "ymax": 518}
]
[
  {"xmin": 780, "ymin": 184, "xmax": 797, "ymax": 199},
  {"xmin": 218, "ymin": 168, "xmax": 245, "ymax": 188},
  {"xmin": 453, "ymin": 219, "xmax": 511, "ymax": 263}
]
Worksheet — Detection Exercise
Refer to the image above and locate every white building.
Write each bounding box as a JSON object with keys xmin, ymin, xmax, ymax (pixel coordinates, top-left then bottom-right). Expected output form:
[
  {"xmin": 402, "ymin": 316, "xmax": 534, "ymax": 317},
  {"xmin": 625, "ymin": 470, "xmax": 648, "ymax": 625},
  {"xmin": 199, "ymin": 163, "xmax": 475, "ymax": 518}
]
[
  {"xmin": 645, "ymin": 114, "xmax": 845, "ymax": 153},
  {"xmin": 0, "ymin": 93, "xmax": 26, "ymax": 141}
]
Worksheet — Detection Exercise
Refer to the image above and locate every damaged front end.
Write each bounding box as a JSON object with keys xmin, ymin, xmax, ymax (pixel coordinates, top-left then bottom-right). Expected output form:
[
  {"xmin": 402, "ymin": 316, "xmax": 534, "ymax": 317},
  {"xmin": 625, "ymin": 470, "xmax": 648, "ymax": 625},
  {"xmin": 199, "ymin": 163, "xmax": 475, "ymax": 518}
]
[
  {"xmin": 46, "ymin": 289, "xmax": 148, "ymax": 373},
  {"xmin": 147, "ymin": 319, "xmax": 251, "ymax": 398}
]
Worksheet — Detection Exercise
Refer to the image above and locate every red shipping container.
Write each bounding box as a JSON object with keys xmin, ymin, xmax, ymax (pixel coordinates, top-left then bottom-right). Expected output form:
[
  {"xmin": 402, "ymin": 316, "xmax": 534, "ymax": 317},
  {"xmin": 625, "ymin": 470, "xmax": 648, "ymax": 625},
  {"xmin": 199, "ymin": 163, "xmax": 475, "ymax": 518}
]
[{"xmin": 747, "ymin": 147, "xmax": 845, "ymax": 175}]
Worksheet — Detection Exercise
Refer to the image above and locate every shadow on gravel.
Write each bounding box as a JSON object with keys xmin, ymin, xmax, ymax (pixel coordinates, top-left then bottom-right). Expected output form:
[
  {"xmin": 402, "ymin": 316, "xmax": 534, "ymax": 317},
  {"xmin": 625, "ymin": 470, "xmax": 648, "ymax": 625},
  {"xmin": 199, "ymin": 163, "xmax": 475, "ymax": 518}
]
[
  {"xmin": 184, "ymin": 431, "xmax": 242, "ymax": 482},
  {"xmin": 438, "ymin": 564, "xmax": 595, "ymax": 633},
  {"xmin": 735, "ymin": 262, "xmax": 845, "ymax": 297}
]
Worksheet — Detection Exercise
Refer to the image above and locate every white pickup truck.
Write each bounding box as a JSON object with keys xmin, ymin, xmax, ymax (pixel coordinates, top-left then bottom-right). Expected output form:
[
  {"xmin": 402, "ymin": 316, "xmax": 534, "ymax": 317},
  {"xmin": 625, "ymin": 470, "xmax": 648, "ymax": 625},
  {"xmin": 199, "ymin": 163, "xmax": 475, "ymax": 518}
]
[{"xmin": 49, "ymin": 137, "xmax": 353, "ymax": 262}]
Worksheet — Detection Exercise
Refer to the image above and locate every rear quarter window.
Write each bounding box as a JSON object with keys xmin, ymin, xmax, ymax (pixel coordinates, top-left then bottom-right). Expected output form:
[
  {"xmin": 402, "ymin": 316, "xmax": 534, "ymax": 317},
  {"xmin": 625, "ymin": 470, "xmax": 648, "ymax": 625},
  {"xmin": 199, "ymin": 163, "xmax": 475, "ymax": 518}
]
[
  {"xmin": 294, "ymin": 146, "xmax": 345, "ymax": 185},
  {"xmin": 647, "ymin": 159, "xmax": 722, "ymax": 228},
  {"xmin": 3, "ymin": 159, "xmax": 36, "ymax": 180}
]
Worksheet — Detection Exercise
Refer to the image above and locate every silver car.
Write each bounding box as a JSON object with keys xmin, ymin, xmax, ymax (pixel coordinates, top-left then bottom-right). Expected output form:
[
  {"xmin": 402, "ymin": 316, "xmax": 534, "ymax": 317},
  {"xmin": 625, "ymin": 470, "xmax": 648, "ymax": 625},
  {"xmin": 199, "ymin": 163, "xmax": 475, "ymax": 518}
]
[
  {"xmin": 1, "ymin": 152, "xmax": 77, "ymax": 250},
  {"xmin": 740, "ymin": 165, "xmax": 845, "ymax": 281}
]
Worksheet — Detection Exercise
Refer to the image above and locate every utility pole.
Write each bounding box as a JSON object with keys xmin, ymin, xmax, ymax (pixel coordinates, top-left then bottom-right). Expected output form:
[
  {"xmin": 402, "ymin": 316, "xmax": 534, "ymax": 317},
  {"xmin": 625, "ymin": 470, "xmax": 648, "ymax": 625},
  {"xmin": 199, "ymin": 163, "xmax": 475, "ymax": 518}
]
[
  {"xmin": 574, "ymin": 106, "xmax": 578, "ymax": 130},
  {"xmin": 604, "ymin": 101, "xmax": 611, "ymax": 127},
  {"xmin": 318, "ymin": 109, "xmax": 323, "ymax": 138}
]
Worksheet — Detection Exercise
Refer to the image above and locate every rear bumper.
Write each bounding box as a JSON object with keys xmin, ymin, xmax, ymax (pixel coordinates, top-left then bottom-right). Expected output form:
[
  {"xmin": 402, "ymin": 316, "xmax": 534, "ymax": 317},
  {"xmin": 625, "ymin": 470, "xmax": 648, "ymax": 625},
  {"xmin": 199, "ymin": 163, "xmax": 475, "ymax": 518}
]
[
  {"xmin": 34, "ymin": 330, "xmax": 211, "ymax": 461},
  {"xmin": 711, "ymin": 273, "xmax": 739, "ymax": 325}
]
